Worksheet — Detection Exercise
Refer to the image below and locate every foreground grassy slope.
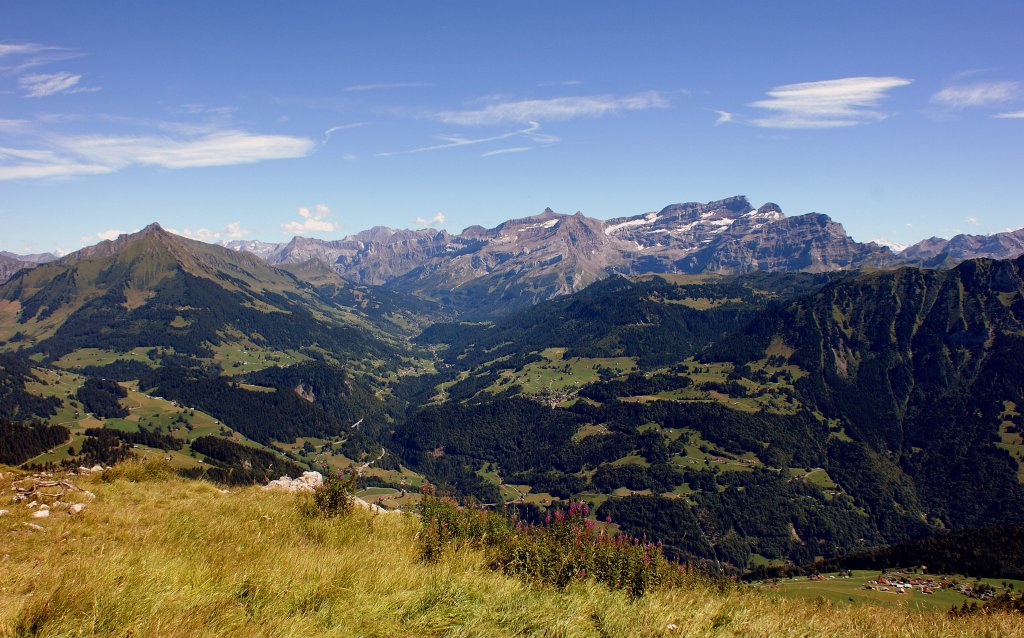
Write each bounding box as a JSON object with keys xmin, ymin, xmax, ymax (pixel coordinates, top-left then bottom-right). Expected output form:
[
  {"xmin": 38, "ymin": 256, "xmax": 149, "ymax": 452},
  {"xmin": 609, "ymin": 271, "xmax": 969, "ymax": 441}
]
[{"xmin": 1, "ymin": 466, "xmax": 1021, "ymax": 637}]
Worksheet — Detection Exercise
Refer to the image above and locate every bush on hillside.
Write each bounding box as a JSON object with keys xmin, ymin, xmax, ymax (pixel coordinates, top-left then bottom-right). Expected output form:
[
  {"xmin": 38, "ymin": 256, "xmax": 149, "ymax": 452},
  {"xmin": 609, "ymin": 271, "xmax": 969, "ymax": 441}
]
[
  {"xmin": 310, "ymin": 469, "xmax": 358, "ymax": 518},
  {"xmin": 418, "ymin": 483, "xmax": 688, "ymax": 598}
]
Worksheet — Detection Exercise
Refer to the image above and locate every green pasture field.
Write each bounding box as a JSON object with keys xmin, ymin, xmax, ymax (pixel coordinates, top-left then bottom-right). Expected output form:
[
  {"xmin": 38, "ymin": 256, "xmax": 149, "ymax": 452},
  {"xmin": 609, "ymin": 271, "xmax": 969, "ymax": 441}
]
[
  {"xmin": 52, "ymin": 347, "xmax": 157, "ymax": 370},
  {"xmin": 759, "ymin": 570, "xmax": 1024, "ymax": 613},
  {"xmin": 997, "ymin": 401, "xmax": 1023, "ymax": 481},
  {"xmin": 211, "ymin": 343, "xmax": 308, "ymax": 376},
  {"xmin": 20, "ymin": 369, "xmax": 276, "ymax": 470},
  {"xmin": 787, "ymin": 467, "xmax": 839, "ymax": 490},
  {"xmin": 485, "ymin": 347, "xmax": 637, "ymax": 398}
]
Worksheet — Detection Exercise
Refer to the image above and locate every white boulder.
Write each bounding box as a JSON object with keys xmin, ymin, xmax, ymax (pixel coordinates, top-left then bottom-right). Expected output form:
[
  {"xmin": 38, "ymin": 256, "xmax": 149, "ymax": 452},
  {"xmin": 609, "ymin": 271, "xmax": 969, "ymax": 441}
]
[
  {"xmin": 69, "ymin": 503, "xmax": 87, "ymax": 515},
  {"xmin": 32, "ymin": 509, "xmax": 50, "ymax": 519}
]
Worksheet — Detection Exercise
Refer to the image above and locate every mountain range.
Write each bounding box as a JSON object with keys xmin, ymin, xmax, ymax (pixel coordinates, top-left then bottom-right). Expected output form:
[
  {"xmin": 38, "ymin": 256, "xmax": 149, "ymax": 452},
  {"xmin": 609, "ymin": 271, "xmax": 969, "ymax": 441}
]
[
  {"xmin": 3, "ymin": 198, "xmax": 1023, "ymax": 320},
  {"xmin": 220, "ymin": 196, "xmax": 1024, "ymax": 317}
]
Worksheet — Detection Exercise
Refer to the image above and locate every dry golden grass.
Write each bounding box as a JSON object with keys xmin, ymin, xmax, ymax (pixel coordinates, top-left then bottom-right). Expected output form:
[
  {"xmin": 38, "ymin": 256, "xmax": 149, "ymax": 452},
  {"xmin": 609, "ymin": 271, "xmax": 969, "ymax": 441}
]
[{"xmin": 1, "ymin": 462, "xmax": 1021, "ymax": 637}]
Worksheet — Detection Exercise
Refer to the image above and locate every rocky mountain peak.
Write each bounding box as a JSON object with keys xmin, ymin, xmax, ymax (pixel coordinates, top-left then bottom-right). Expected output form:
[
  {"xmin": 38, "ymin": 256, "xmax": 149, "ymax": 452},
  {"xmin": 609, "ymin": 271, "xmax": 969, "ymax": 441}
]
[
  {"xmin": 755, "ymin": 203, "xmax": 783, "ymax": 218},
  {"xmin": 59, "ymin": 222, "xmax": 179, "ymax": 263},
  {"xmin": 703, "ymin": 195, "xmax": 753, "ymax": 216}
]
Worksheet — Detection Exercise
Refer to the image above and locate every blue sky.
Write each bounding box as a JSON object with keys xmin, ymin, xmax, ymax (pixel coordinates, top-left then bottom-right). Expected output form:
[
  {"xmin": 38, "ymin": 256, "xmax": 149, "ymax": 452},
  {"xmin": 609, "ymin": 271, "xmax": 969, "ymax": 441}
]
[{"xmin": 2, "ymin": 1, "xmax": 1022, "ymax": 255}]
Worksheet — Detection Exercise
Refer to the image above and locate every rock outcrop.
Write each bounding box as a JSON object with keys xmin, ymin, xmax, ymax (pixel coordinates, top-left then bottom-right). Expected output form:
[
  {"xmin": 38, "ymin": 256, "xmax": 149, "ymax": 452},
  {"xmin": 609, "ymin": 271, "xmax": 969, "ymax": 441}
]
[
  {"xmin": 263, "ymin": 471, "xmax": 324, "ymax": 492},
  {"xmin": 263, "ymin": 471, "xmax": 398, "ymax": 513}
]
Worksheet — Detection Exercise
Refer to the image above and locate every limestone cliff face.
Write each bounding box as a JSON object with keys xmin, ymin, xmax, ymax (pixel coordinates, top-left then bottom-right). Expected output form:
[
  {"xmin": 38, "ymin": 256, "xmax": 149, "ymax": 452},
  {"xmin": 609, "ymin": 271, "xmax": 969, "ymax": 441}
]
[{"xmin": 605, "ymin": 197, "xmax": 897, "ymax": 274}]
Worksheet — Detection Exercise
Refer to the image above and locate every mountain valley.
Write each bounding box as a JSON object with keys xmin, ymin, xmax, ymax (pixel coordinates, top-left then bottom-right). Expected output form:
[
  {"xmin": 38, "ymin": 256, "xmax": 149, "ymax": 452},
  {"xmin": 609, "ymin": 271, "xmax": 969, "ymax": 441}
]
[{"xmin": 2, "ymin": 199, "xmax": 1023, "ymax": 582}]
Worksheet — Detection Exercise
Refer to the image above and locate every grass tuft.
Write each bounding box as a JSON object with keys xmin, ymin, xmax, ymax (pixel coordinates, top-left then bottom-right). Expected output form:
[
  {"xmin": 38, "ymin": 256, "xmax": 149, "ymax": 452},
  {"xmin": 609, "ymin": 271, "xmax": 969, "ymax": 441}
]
[{"xmin": 98, "ymin": 458, "xmax": 177, "ymax": 483}]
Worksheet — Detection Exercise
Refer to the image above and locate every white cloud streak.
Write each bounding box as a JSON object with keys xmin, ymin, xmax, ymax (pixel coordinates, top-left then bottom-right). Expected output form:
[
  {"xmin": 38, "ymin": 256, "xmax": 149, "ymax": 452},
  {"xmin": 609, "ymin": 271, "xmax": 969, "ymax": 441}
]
[
  {"xmin": 538, "ymin": 80, "xmax": 583, "ymax": 87},
  {"xmin": 58, "ymin": 131, "xmax": 315, "ymax": 169},
  {"xmin": 0, "ymin": 130, "xmax": 317, "ymax": 180},
  {"xmin": 711, "ymin": 109, "xmax": 733, "ymax": 126},
  {"xmin": 282, "ymin": 204, "xmax": 338, "ymax": 235},
  {"xmin": 0, "ymin": 43, "xmax": 45, "ymax": 57},
  {"xmin": 994, "ymin": 110, "xmax": 1024, "ymax": 119},
  {"xmin": 749, "ymin": 76, "xmax": 912, "ymax": 129},
  {"xmin": 481, "ymin": 146, "xmax": 531, "ymax": 157},
  {"xmin": 378, "ymin": 121, "xmax": 558, "ymax": 157},
  {"xmin": 415, "ymin": 212, "xmax": 446, "ymax": 227},
  {"xmin": 321, "ymin": 122, "xmax": 368, "ymax": 146},
  {"xmin": 932, "ymin": 81, "xmax": 1020, "ymax": 108},
  {"xmin": 437, "ymin": 91, "xmax": 668, "ymax": 126},
  {"xmin": 344, "ymin": 82, "xmax": 432, "ymax": 92}
]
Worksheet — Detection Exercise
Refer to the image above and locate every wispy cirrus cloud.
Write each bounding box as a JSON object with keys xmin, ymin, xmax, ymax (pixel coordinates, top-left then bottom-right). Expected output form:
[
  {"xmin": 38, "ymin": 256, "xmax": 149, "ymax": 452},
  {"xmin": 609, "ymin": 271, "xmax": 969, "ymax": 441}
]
[
  {"xmin": 344, "ymin": 82, "xmax": 432, "ymax": 92},
  {"xmin": 321, "ymin": 122, "xmax": 368, "ymax": 145},
  {"xmin": 0, "ymin": 43, "xmax": 45, "ymax": 57},
  {"xmin": 0, "ymin": 146, "xmax": 111, "ymax": 180},
  {"xmin": 0, "ymin": 42, "xmax": 80, "ymax": 73},
  {"xmin": 378, "ymin": 121, "xmax": 557, "ymax": 156},
  {"xmin": 281, "ymin": 204, "xmax": 338, "ymax": 235},
  {"xmin": 0, "ymin": 130, "xmax": 317, "ymax": 180},
  {"xmin": 748, "ymin": 76, "xmax": 912, "ymax": 129},
  {"xmin": 1, "ymin": 41, "xmax": 96, "ymax": 96},
  {"xmin": 18, "ymin": 71, "xmax": 91, "ymax": 97},
  {"xmin": 932, "ymin": 81, "xmax": 1020, "ymax": 108},
  {"xmin": 437, "ymin": 91, "xmax": 668, "ymax": 126},
  {"xmin": 994, "ymin": 110, "xmax": 1024, "ymax": 119}
]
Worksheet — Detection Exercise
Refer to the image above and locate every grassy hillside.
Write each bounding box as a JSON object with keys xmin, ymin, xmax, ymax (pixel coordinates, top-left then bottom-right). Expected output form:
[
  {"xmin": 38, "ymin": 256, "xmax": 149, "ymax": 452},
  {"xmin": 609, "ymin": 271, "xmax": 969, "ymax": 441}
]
[
  {"xmin": 0, "ymin": 225, "xmax": 414, "ymax": 371},
  {"xmin": 2, "ymin": 465, "xmax": 1022, "ymax": 637}
]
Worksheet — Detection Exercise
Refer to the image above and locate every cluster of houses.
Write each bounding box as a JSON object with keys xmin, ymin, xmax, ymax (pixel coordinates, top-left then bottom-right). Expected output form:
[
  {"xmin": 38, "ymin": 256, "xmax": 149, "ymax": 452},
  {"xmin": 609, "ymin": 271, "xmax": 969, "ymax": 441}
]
[{"xmin": 863, "ymin": 573, "xmax": 944, "ymax": 595}]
